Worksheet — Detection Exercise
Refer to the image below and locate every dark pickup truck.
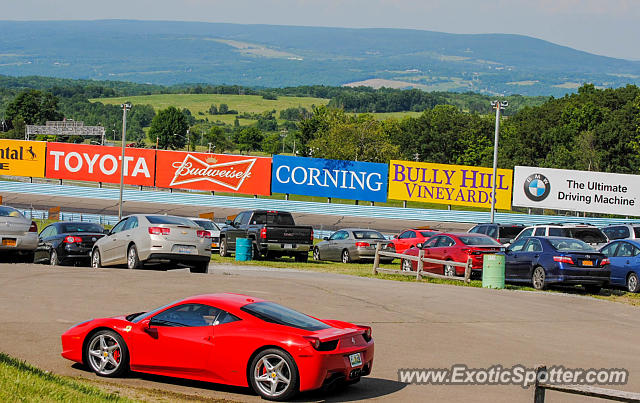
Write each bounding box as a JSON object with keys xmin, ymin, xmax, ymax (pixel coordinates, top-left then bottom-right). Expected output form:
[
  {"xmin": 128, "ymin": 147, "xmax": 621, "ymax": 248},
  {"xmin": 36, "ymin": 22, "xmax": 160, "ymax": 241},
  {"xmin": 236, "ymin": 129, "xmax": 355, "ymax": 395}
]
[{"xmin": 219, "ymin": 210, "xmax": 314, "ymax": 262}]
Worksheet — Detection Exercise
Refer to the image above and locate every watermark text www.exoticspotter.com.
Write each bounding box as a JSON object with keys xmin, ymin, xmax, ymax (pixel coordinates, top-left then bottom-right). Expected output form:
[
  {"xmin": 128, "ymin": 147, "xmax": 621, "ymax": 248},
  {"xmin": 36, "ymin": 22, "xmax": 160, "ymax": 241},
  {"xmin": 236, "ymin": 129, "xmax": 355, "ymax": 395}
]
[{"xmin": 398, "ymin": 365, "xmax": 628, "ymax": 388}]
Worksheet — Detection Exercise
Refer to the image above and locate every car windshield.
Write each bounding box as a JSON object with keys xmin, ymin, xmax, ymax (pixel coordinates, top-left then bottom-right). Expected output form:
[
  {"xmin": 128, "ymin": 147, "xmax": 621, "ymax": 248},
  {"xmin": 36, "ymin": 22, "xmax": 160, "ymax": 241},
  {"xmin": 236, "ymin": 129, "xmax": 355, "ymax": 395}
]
[
  {"xmin": 458, "ymin": 235, "xmax": 501, "ymax": 246},
  {"xmin": 353, "ymin": 230, "xmax": 385, "ymax": 240},
  {"xmin": 500, "ymin": 227, "xmax": 524, "ymax": 239},
  {"xmin": 241, "ymin": 301, "xmax": 330, "ymax": 331},
  {"xmin": 0, "ymin": 206, "xmax": 24, "ymax": 218},
  {"xmin": 549, "ymin": 238, "xmax": 595, "ymax": 252},
  {"xmin": 131, "ymin": 300, "xmax": 181, "ymax": 323},
  {"xmin": 146, "ymin": 216, "xmax": 194, "ymax": 226},
  {"xmin": 193, "ymin": 220, "xmax": 219, "ymax": 231},
  {"xmin": 61, "ymin": 223, "xmax": 104, "ymax": 233}
]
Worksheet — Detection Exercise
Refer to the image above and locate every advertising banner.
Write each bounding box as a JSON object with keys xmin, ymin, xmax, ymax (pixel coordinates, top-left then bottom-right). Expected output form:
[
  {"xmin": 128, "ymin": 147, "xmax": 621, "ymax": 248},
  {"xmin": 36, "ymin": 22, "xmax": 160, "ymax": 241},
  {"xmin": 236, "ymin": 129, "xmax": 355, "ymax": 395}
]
[
  {"xmin": 155, "ymin": 150, "xmax": 272, "ymax": 195},
  {"xmin": 0, "ymin": 139, "xmax": 46, "ymax": 178},
  {"xmin": 45, "ymin": 143, "xmax": 156, "ymax": 186},
  {"xmin": 513, "ymin": 166, "xmax": 640, "ymax": 216},
  {"xmin": 271, "ymin": 155, "xmax": 388, "ymax": 202},
  {"xmin": 388, "ymin": 160, "xmax": 513, "ymax": 209}
]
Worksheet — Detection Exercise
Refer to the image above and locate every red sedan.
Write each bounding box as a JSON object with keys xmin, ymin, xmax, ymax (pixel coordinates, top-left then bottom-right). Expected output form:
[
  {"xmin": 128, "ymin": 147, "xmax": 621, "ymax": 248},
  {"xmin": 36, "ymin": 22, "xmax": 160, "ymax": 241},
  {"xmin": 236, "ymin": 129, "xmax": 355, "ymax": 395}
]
[
  {"xmin": 390, "ymin": 228, "xmax": 440, "ymax": 254},
  {"xmin": 400, "ymin": 233, "xmax": 503, "ymax": 276},
  {"xmin": 61, "ymin": 293, "xmax": 374, "ymax": 401}
]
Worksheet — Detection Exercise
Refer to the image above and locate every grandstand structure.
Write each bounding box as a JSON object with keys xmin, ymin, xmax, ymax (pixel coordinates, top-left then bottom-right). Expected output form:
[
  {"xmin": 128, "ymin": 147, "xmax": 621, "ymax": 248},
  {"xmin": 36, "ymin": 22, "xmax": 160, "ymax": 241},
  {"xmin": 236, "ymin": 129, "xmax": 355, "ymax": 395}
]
[{"xmin": 25, "ymin": 120, "xmax": 105, "ymax": 143}]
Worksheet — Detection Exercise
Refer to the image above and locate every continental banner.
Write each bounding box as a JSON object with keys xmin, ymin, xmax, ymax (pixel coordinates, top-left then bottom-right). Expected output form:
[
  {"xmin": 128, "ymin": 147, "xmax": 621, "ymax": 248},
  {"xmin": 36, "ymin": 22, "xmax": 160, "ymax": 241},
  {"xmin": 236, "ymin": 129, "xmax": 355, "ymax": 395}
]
[
  {"xmin": 0, "ymin": 139, "xmax": 46, "ymax": 178},
  {"xmin": 155, "ymin": 150, "xmax": 272, "ymax": 195},
  {"xmin": 46, "ymin": 143, "xmax": 156, "ymax": 186},
  {"xmin": 388, "ymin": 160, "xmax": 513, "ymax": 209}
]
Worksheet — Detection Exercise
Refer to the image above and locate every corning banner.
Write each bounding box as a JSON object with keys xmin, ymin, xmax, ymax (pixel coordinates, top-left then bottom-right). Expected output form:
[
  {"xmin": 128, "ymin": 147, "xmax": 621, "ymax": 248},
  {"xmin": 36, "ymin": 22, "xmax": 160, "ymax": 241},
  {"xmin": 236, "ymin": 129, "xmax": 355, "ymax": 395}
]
[
  {"xmin": 513, "ymin": 166, "xmax": 640, "ymax": 216},
  {"xmin": 46, "ymin": 143, "xmax": 156, "ymax": 186},
  {"xmin": 0, "ymin": 139, "xmax": 46, "ymax": 178},
  {"xmin": 155, "ymin": 150, "xmax": 272, "ymax": 195},
  {"xmin": 271, "ymin": 155, "xmax": 388, "ymax": 202},
  {"xmin": 388, "ymin": 160, "xmax": 513, "ymax": 209}
]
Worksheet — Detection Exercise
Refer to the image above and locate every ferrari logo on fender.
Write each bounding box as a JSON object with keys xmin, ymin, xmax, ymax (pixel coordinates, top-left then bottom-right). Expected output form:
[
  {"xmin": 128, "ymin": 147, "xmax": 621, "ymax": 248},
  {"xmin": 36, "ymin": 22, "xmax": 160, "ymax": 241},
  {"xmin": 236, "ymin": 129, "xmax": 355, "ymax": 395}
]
[{"xmin": 123, "ymin": 325, "xmax": 132, "ymax": 332}]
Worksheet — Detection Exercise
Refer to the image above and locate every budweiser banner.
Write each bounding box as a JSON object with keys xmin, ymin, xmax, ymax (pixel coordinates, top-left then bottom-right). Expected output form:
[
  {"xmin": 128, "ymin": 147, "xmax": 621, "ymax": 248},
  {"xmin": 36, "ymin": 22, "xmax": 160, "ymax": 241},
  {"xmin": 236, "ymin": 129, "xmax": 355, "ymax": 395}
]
[
  {"xmin": 155, "ymin": 150, "xmax": 272, "ymax": 195},
  {"xmin": 46, "ymin": 143, "xmax": 156, "ymax": 186}
]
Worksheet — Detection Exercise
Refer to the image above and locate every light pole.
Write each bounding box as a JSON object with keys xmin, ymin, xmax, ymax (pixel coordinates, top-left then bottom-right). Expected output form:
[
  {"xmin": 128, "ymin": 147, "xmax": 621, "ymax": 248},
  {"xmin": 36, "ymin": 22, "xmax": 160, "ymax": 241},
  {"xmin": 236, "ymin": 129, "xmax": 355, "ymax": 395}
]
[
  {"xmin": 490, "ymin": 100, "xmax": 508, "ymax": 223},
  {"xmin": 118, "ymin": 103, "xmax": 131, "ymax": 220}
]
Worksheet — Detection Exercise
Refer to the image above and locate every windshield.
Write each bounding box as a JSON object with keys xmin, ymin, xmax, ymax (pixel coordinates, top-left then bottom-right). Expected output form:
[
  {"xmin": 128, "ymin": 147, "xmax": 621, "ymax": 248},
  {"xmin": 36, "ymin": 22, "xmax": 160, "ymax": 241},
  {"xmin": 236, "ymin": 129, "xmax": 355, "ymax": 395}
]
[
  {"xmin": 193, "ymin": 220, "xmax": 219, "ymax": 231},
  {"xmin": 353, "ymin": 230, "xmax": 385, "ymax": 240},
  {"xmin": 549, "ymin": 238, "xmax": 595, "ymax": 252},
  {"xmin": 60, "ymin": 223, "xmax": 104, "ymax": 233},
  {"xmin": 131, "ymin": 300, "xmax": 181, "ymax": 323},
  {"xmin": 458, "ymin": 235, "xmax": 501, "ymax": 246},
  {"xmin": 146, "ymin": 216, "xmax": 195, "ymax": 226},
  {"xmin": 241, "ymin": 301, "xmax": 329, "ymax": 331},
  {"xmin": 0, "ymin": 206, "xmax": 24, "ymax": 218}
]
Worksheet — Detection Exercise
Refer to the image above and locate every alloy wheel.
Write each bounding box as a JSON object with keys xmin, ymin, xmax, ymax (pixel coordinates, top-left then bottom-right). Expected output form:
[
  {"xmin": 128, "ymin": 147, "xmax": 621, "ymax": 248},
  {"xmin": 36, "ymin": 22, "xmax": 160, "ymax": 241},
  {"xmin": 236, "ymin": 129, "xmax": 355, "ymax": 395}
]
[
  {"xmin": 532, "ymin": 267, "xmax": 546, "ymax": 290},
  {"xmin": 87, "ymin": 334, "xmax": 122, "ymax": 376},
  {"xmin": 401, "ymin": 259, "xmax": 412, "ymax": 272},
  {"xmin": 313, "ymin": 248, "xmax": 320, "ymax": 261},
  {"xmin": 50, "ymin": 250, "xmax": 58, "ymax": 266},
  {"xmin": 91, "ymin": 250, "xmax": 101, "ymax": 269},
  {"xmin": 628, "ymin": 273, "xmax": 640, "ymax": 293},
  {"xmin": 342, "ymin": 250, "xmax": 350, "ymax": 263},
  {"xmin": 444, "ymin": 263, "xmax": 456, "ymax": 277},
  {"xmin": 253, "ymin": 354, "xmax": 292, "ymax": 399}
]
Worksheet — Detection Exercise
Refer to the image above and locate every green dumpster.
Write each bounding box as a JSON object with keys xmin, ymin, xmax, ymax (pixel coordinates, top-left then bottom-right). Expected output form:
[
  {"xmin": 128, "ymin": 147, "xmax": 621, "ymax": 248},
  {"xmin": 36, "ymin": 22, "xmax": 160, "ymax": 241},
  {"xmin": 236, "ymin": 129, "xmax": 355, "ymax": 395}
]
[{"xmin": 482, "ymin": 253, "xmax": 505, "ymax": 289}]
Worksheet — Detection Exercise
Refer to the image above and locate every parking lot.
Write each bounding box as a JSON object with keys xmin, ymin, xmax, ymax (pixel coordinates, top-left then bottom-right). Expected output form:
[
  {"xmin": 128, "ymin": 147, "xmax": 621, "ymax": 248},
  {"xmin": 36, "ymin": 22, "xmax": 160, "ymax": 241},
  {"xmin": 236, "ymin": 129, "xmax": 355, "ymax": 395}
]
[{"xmin": 1, "ymin": 262, "xmax": 640, "ymax": 402}]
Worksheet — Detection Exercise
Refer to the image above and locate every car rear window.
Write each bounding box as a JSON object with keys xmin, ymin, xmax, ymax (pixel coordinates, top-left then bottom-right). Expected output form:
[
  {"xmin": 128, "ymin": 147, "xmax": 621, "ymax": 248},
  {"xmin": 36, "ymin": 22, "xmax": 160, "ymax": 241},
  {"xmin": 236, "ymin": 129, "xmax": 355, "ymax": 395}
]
[
  {"xmin": 353, "ymin": 230, "xmax": 386, "ymax": 239},
  {"xmin": 61, "ymin": 223, "xmax": 104, "ymax": 233},
  {"xmin": 567, "ymin": 228, "xmax": 608, "ymax": 244},
  {"xmin": 241, "ymin": 301, "xmax": 330, "ymax": 331},
  {"xmin": 0, "ymin": 206, "xmax": 24, "ymax": 218},
  {"xmin": 458, "ymin": 235, "xmax": 501, "ymax": 246},
  {"xmin": 251, "ymin": 212, "xmax": 295, "ymax": 226},
  {"xmin": 549, "ymin": 238, "xmax": 595, "ymax": 252},
  {"xmin": 193, "ymin": 220, "xmax": 219, "ymax": 231},
  {"xmin": 419, "ymin": 231, "xmax": 438, "ymax": 237},
  {"xmin": 146, "ymin": 216, "xmax": 194, "ymax": 226}
]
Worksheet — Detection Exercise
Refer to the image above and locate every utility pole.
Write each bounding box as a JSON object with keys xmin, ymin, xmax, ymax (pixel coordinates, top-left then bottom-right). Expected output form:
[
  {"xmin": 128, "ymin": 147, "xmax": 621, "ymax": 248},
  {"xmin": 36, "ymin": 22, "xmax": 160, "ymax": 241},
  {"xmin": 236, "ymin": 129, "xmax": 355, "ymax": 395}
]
[
  {"xmin": 490, "ymin": 100, "xmax": 508, "ymax": 223},
  {"xmin": 118, "ymin": 103, "xmax": 131, "ymax": 220}
]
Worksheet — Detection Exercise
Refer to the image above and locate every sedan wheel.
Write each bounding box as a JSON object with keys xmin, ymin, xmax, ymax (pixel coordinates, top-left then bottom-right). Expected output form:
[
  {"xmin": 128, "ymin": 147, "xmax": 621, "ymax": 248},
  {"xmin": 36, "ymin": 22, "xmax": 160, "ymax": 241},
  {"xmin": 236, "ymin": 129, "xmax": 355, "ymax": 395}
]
[
  {"xmin": 85, "ymin": 330, "xmax": 128, "ymax": 377},
  {"xmin": 250, "ymin": 349, "xmax": 298, "ymax": 401},
  {"xmin": 219, "ymin": 238, "xmax": 228, "ymax": 257},
  {"xmin": 401, "ymin": 259, "xmax": 412, "ymax": 272},
  {"xmin": 444, "ymin": 262, "xmax": 456, "ymax": 277},
  {"xmin": 341, "ymin": 249, "xmax": 351, "ymax": 264},
  {"xmin": 532, "ymin": 266, "xmax": 546, "ymax": 290},
  {"xmin": 627, "ymin": 273, "xmax": 640, "ymax": 293},
  {"xmin": 91, "ymin": 249, "xmax": 102, "ymax": 269},
  {"xmin": 312, "ymin": 247, "xmax": 320, "ymax": 261},
  {"xmin": 127, "ymin": 245, "xmax": 141, "ymax": 270},
  {"xmin": 50, "ymin": 250, "xmax": 59, "ymax": 266}
]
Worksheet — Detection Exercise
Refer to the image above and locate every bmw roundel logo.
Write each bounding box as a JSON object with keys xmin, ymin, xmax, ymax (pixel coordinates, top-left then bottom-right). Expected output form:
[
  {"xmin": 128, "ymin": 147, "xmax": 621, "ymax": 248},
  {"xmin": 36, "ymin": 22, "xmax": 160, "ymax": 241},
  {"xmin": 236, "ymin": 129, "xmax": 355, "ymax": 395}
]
[{"xmin": 524, "ymin": 173, "xmax": 550, "ymax": 202}]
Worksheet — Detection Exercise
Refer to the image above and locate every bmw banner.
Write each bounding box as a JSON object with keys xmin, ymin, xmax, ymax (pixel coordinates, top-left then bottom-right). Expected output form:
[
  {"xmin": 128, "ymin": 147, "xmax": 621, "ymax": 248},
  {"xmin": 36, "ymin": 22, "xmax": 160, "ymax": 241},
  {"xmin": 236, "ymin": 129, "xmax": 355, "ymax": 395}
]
[
  {"xmin": 271, "ymin": 155, "xmax": 388, "ymax": 202},
  {"xmin": 513, "ymin": 166, "xmax": 640, "ymax": 216}
]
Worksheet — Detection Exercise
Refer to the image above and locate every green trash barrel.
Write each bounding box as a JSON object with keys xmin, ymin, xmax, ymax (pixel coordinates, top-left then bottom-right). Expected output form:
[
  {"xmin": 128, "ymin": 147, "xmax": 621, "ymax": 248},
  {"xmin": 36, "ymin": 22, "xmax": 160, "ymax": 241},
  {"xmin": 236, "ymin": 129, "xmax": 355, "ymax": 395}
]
[
  {"xmin": 482, "ymin": 253, "xmax": 505, "ymax": 289},
  {"xmin": 235, "ymin": 238, "xmax": 253, "ymax": 261}
]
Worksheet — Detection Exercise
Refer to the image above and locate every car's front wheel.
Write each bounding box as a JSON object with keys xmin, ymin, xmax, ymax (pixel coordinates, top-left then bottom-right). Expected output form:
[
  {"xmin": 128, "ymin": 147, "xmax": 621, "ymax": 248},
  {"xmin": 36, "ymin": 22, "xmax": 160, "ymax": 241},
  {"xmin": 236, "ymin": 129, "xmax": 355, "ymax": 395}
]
[
  {"xmin": 627, "ymin": 273, "xmax": 639, "ymax": 293},
  {"xmin": 249, "ymin": 348, "xmax": 299, "ymax": 401},
  {"xmin": 85, "ymin": 330, "xmax": 129, "ymax": 377},
  {"xmin": 401, "ymin": 259, "xmax": 412, "ymax": 272},
  {"xmin": 312, "ymin": 247, "xmax": 320, "ymax": 261},
  {"xmin": 444, "ymin": 261, "xmax": 456, "ymax": 277},
  {"xmin": 532, "ymin": 266, "xmax": 546, "ymax": 290},
  {"xmin": 91, "ymin": 249, "xmax": 102, "ymax": 269}
]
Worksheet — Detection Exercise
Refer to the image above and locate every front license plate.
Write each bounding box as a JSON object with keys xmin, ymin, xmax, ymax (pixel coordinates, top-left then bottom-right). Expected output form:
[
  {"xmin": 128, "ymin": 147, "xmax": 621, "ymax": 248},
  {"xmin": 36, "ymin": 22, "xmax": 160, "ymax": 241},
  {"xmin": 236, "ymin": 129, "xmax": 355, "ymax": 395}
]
[
  {"xmin": 582, "ymin": 260, "xmax": 593, "ymax": 266},
  {"xmin": 284, "ymin": 244, "xmax": 294, "ymax": 249},
  {"xmin": 2, "ymin": 239, "xmax": 16, "ymax": 246},
  {"xmin": 349, "ymin": 353, "xmax": 362, "ymax": 367}
]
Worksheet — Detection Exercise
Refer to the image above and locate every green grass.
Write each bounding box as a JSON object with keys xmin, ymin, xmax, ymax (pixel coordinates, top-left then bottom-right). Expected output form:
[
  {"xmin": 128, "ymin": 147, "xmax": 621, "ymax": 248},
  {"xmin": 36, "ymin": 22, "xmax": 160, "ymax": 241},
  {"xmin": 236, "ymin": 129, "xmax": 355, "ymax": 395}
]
[{"xmin": 0, "ymin": 352, "xmax": 132, "ymax": 402}]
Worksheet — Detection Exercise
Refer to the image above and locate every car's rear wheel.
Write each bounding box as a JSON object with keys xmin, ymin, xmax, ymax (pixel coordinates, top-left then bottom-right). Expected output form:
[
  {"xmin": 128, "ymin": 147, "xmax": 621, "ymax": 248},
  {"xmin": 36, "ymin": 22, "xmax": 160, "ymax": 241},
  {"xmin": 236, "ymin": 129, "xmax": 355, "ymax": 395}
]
[
  {"xmin": 532, "ymin": 266, "xmax": 546, "ymax": 290},
  {"xmin": 85, "ymin": 330, "xmax": 128, "ymax": 377},
  {"xmin": 249, "ymin": 348, "xmax": 299, "ymax": 401},
  {"xmin": 91, "ymin": 249, "xmax": 102, "ymax": 269},
  {"xmin": 127, "ymin": 245, "xmax": 141, "ymax": 270},
  {"xmin": 312, "ymin": 247, "xmax": 320, "ymax": 261},
  {"xmin": 401, "ymin": 259, "xmax": 412, "ymax": 272},
  {"xmin": 190, "ymin": 261, "xmax": 209, "ymax": 273},
  {"xmin": 219, "ymin": 238, "xmax": 228, "ymax": 257},
  {"xmin": 627, "ymin": 273, "xmax": 639, "ymax": 293},
  {"xmin": 50, "ymin": 250, "xmax": 59, "ymax": 266},
  {"xmin": 341, "ymin": 249, "xmax": 351, "ymax": 264},
  {"xmin": 444, "ymin": 261, "xmax": 456, "ymax": 277}
]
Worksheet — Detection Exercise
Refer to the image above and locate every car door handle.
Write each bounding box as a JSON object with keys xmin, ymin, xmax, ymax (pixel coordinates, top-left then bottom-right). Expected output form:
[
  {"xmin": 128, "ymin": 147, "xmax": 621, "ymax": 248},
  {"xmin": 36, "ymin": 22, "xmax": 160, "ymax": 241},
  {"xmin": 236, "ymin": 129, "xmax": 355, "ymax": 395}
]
[
  {"xmin": 626, "ymin": 260, "xmax": 631, "ymax": 265},
  {"xmin": 534, "ymin": 254, "xmax": 540, "ymax": 258}
]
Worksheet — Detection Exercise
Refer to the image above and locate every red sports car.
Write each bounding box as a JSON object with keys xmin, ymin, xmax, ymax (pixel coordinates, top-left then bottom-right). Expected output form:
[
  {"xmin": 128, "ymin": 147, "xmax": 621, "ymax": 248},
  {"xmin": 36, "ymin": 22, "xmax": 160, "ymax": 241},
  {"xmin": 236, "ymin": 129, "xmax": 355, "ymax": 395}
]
[
  {"xmin": 61, "ymin": 293, "xmax": 374, "ymax": 401},
  {"xmin": 400, "ymin": 233, "xmax": 503, "ymax": 276},
  {"xmin": 391, "ymin": 228, "xmax": 441, "ymax": 254}
]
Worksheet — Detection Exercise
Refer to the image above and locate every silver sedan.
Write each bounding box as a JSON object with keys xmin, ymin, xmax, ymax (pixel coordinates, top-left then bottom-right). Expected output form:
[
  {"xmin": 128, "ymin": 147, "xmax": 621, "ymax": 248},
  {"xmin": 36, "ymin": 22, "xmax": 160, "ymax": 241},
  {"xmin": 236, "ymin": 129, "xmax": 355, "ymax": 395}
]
[
  {"xmin": 91, "ymin": 214, "xmax": 212, "ymax": 273},
  {"xmin": 0, "ymin": 205, "xmax": 38, "ymax": 262},
  {"xmin": 313, "ymin": 228, "xmax": 394, "ymax": 263}
]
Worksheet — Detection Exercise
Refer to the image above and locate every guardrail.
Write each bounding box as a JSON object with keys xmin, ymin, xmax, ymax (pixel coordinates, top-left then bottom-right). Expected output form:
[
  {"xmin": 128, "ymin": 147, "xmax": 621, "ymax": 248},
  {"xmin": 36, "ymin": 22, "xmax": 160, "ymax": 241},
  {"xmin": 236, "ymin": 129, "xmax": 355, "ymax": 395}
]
[
  {"xmin": 371, "ymin": 242, "xmax": 472, "ymax": 282},
  {"xmin": 534, "ymin": 366, "xmax": 640, "ymax": 402}
]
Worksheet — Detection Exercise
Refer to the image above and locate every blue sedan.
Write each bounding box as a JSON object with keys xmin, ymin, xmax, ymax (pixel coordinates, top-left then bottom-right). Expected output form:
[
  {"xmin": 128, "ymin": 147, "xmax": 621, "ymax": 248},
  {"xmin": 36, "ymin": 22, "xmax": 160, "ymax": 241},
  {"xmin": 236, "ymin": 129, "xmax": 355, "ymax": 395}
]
[
  {"xmin": 505, "ymin": 236, "xmax": 610, "ymax": 292},
  {"xmin": 600, "ymin": 240, "xmax": 640, "ymax": 293}
]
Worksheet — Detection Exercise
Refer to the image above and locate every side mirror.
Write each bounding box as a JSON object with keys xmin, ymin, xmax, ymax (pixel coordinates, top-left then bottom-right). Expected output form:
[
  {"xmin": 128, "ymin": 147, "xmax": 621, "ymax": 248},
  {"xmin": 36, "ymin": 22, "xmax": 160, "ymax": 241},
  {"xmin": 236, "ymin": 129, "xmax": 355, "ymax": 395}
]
[
  {"xmin": 416, "ymin": 243, "xmax": 423, "ymax": 249},
  {"xmin": 103, "ymin": 229, "xmax": 111, "ymax": 235},
  {"xmin": 323, "ymin": 237, "xmax": 329, "ymax": 241},
  {"xmin": 393, "ymin": 235, "xmax": 398, "ymax": 239},
  {"xmin": 225, "ymin": 219, "xmax": 233, "ymax": 226},
  {"xmin": 141, "ymin": 319, "xmax": 158, "ymax": 338}
]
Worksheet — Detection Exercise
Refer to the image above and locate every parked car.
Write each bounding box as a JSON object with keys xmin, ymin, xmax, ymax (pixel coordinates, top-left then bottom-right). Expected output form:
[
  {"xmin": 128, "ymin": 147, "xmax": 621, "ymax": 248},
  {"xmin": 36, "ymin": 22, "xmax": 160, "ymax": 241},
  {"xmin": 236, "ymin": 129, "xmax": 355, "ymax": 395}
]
[
  {"xmin": 601, "ymin": 224, "xmax": 640, "ymax": 241},
  {"xmin": 505, "ymin": 236, "xmax": 610, "ymax": 292},
  {"xmin": 34, "ymin": 221, "xmax": 106, "ymax": 266},
  {"xmin": 90, "ymin": 214, "xmax": 212, "ymax": 273},
  {"xmin": 600, "ymin": 240, "xmax": 640, "ymax": 293},
  {"xmin": 390, "ymin": 228, "xmax": 440, "ymax": 254},
  {"xmin": 0, "ymin": 205, "xmax": 38, "ymax": 262},
  {"xmin": 468, "ymin": 223, "xmax": 525, "ymax": 246},
  {"xmin": 61, "ymin": 293, "xmax": 374, "ymax": 401},
  {"xmin": 515, "ymin": 223, "xmax": 609, "ymax": 248},
  {"xmin": 219, "ymin": 210, "xmax": 313, "ymax": 262},
  {"xmin": 401, "ymin": 233, "xmax": 502, "ymax": 276},
  {"xmin": 313, "ymin": 228, "xmax": 394, "ymax": 263},
  {"xmin": 188, "ymin": 217, "xmax": 221, "ymax": 252}
]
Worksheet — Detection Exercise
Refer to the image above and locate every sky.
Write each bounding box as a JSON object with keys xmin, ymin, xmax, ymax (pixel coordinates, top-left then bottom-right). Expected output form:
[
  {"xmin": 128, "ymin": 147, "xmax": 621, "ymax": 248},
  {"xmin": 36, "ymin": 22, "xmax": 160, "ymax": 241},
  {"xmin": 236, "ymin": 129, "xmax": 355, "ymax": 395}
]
[{"xmin": 4, "ymin": 0, "xmax": 640, "ymax": 60}]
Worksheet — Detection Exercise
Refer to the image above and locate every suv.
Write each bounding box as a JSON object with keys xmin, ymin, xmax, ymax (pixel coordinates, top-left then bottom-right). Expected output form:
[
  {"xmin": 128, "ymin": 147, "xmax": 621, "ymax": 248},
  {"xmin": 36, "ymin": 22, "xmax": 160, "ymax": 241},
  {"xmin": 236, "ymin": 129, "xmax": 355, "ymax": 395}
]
[
  {"xmin": 601, "ymin": 224, "xmax": 640, "ymax": 241},
  {"xmin": 468, "ymin": 223, "xmax": 525, "ymax": 246},
  {"xmin": 514, "ymin": 223, "xmax": 609, "ymax": 247}
]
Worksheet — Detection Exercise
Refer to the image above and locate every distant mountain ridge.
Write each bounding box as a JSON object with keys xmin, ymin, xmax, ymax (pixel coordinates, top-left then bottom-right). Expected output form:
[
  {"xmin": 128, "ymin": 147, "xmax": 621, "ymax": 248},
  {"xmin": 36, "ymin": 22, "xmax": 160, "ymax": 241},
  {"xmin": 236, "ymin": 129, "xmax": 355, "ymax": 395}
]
[{"xmin": 0, "ymin": 20, "xmax": 638, "ymax": 96}]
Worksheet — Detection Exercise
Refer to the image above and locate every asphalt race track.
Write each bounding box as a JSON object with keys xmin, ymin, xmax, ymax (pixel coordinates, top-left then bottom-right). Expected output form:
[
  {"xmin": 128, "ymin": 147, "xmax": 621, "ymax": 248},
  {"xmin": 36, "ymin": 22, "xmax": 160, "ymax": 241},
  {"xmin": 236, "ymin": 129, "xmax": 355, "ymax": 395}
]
[{"xmin": 1, "ymin": 262, "xmax": 639, "ymax": 402}]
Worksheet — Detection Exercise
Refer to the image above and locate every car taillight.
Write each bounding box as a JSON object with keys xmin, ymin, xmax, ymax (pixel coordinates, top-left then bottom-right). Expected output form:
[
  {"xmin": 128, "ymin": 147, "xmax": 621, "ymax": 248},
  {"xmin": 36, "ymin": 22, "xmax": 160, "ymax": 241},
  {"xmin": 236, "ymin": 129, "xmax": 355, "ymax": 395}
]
[
  {"xmin": 148, "ymin": 227, "xmax": 170, "ymax": 235},
  {"xmin": 29, "ymin": 221, "xmax": 38, "ymax": 232},
  {"xmin": 601, "ymin": 258, "xmax": 610, "ymax": 266},
  {"xmin": 197, "ymin": 230, "xmax": 211, "ymax": 238},
  {"xmin": 63, "ymin": 236, "xmax": 82, "ymax": 244},
  {"xmin": 260, "ymin": 228, "xmax": 267, "ymax": 239},
  {"xmin": 355, "ymin": 242, "xmax": 370, "ymax": 248},
  {"xmin": 360, "ymin": 325, "xmax": 372, "ymax": 342},
  {"xmin": 303, "ymin": 336, "xmax": 321, "ymax": 350},
  {"xmin": 311, "ymin": 228, "xmax": 314, "ymax": 241},
  {"xmin": 553, "ymin": 256, "xmax": 574, "ymax": 264}
]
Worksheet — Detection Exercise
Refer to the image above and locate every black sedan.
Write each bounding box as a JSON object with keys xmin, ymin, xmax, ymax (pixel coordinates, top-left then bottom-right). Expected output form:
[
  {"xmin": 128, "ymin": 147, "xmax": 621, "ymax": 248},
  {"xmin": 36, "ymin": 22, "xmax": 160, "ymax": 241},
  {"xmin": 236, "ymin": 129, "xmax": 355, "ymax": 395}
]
[
  {"xmin": 505, "ymin": 236, "xmax": 610, "ymax": 293},
  {"xmin": 34, "ymin": 222, "xmax": 106, "ymax": 266}
]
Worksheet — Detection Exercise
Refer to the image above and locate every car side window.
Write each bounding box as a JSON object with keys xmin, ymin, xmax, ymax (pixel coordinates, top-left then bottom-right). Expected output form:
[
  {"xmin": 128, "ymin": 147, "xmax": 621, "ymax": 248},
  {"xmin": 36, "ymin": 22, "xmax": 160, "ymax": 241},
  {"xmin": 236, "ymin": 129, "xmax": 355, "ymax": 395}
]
[
  {"xmin": 600, "ymin": 243, "xmax": 618, "ymax": 257},
  {"xmin": 151, "ymin": 303, "xmax": 222, "ymax": 327},
  {"xmin": 398, "ymin": 231, "xmax": 411, "ymax": 239},
  {"xmin": 548, "ymin": 228, "xmax": 563, "ymax": 236},
  {"xmin": 110, "ymin": 218, "xmax": 128, "ymax": 234},
  {"xmin": 524, "ymin": 239, "xmax": 543, "ymax": 252},
  {"xmin": 124, "ymin": 216, "xmax": 138, "ymax": 231},
  {"xmin": 437, "ymin": 236, "xmax": 455, "ymax": 247},
  {"xmin": 533, "ymin": 227, "xmax": 546, "ymax": 236},
  {"xmin": 407, "ymin": 231, "xmax": 416, "ymax": 238},
  {"xmin": 616, "ymin": 242, "xmax": 635, "ymax": 258},
  {"xmin": 39, "ymin": 226, "xmax": 55, "ymax": 239},
  {"xmin": 509, "ymin": 238, "xmax": 527, "ymax": 252},
  {"xmin": 330, "ymin": 231, "xmax": 347, "ymax": 241},
  {"xmin": 232, "ymin": 213, "xmax": 245, "ymax": 227},
  {"xmin": 517, "ymin": 228, "xmax": 534, "ymax": 239},
  {"xmin": 424, "ymin": 237, "xmax": 439, "ymax": 248},
  {"xmin": 604, "ymin": 226, "xmax": 629, "ymax": 240}
]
